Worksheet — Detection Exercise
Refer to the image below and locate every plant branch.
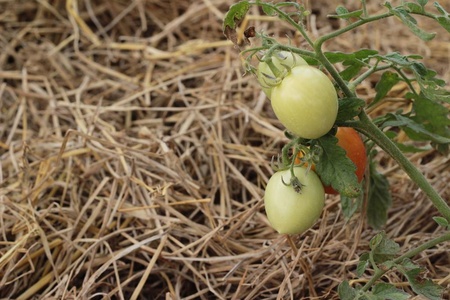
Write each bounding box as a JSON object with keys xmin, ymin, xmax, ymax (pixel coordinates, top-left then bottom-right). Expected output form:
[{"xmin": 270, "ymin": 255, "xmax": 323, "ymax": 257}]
[
  {"xmin": 348, "ymin": 64, "xmax": 391, "ymax": 90},
  {"xmin": 392, "ymin": 66, "xmax": 419, "ymax": 96},
  {"xmin": 249, "ymin": 1, "xmax": 315, "ymax": 47},
  {"xmin": 362, "ymin": 232, "xmax": 450, "ymax": 291},
  {"xmin": 316, "ymin": 9, "xmax": 440, "ymax": 48},
  {"xmin": 316, "ymin": 12, "xmax": 392, "ymax": 48}
]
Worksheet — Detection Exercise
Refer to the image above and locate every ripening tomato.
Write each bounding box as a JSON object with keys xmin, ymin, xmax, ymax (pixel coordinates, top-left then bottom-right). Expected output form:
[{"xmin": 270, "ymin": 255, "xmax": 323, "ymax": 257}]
[
  {"xmin": 264, "ymin": 167, "xmax": 325, "ymax": 235},
  {"xmin": 270, "ymin": 65, "xmax": 338, "ymax": 139},
  {"xmin": 296, "ymin": 127, "xmax": 367, "ymax": 194},
  {"xmin": 257, "ymin": 51, "xmax": 308, "ymax": 99}
]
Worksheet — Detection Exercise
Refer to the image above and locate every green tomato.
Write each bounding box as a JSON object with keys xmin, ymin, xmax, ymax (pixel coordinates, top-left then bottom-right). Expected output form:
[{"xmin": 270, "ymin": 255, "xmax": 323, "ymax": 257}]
[
  {"xmin": 264, "ymin": 167, "xmax": 325, "ymax": 235},
  {"xmin": 271, "ymin": 65, "xmax": 338, "ymax": 139},
  {"xmin": 257, "ymin": 51, "xmax": 307, "ymax": 99}
]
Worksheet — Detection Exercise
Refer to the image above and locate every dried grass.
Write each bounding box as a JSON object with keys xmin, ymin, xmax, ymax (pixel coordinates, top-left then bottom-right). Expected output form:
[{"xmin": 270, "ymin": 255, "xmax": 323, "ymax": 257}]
[{"xmin": 0, "ymin": 0, "xmax": 449, "ymax": 299}]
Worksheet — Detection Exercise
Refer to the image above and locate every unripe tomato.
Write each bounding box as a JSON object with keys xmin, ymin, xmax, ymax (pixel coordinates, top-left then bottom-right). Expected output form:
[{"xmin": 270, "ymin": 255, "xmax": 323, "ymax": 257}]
[
  {"xmin": 296, "ymin": 127, "xmax": 367, "ymax": 194},
  {"xmin": 257, "ymin": 51, "xmax": 307, "ymax": 99},
  {"xmin": 271, "ymin": 65, "xmax": 338, "ymax": 139},
  {"xmin": 264, "ymin": 167, "xmax": 325, "ymax": 235}
]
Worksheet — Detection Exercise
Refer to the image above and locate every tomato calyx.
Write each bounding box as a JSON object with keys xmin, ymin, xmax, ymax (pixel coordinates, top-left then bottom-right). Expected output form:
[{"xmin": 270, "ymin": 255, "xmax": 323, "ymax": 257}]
[
  {"xmin": 280, "ymin": 167, "xmax": 304, "ymax": 193},
  {"xmin": 271, "ymin": 136, "xmax": 324, "ymax": 194},
  {"xmin": 257, "ymin": 50, "xmax": 308, "ymax": 98}
]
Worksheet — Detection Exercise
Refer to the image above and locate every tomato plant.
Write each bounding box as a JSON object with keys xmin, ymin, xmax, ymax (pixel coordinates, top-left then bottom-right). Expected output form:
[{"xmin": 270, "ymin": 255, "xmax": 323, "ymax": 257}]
[
  {"xmin": 224, "ymin": 1, "xmax": 450, "ymax": 298},
  {"xmin": 296, "ymin": 127, "xmax": 367, "ymax": 194},
  {"xmin": 270, "ymin": 66, "xmax": 338, "ymax": 139},
  {"xmin": 257, "ymin": 51, "xmax": 307, "ymax": 99},
  {"xmin": 264, "ymin": 167, "xmax": 325, "ymax": 235}
]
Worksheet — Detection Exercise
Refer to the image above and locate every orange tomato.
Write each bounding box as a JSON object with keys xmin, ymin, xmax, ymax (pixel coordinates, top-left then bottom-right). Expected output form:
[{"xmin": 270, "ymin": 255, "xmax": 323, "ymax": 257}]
[{"xmin": 296, "ymin": 127, "xmax": 367, "ymax": 195}]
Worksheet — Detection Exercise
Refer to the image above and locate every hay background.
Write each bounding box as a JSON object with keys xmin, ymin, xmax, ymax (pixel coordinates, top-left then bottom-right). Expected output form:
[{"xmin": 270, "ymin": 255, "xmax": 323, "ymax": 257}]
[{"xmin": 0, "ymin": 0, "xmax": 449, "ymax": 299}]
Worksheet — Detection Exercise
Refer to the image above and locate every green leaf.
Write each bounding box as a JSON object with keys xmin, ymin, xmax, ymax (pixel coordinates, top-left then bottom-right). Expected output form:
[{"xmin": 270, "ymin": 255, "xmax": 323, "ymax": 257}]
[
  {"xmin": 411, "ymin": 66, "xmax": 450, "ymax": 102},
  {"xmin": 357, "ymin": 253, "xmax": 370, "ymax": 276},
  {"xmin": 404, "ymin": 2, "xmax": 423, "ymax": 13},
  {"xmin": 261, "ymin": 4, "xmax": 276, "ymax": 16},
  {"xmin": 336, "ymin": 97, "xmax": 366, "ymax": 122},
  {"xmin": 433, "ymin": 216, "xmax": 449, "ymax": 227},
  {"xmin": 341, "ymin": 195, "xmax": 359, "ymax": 220},
  {"xmin": 410, "ymin": 93, "xmax": 450, "ymax": 140},
  {"xmin": 434, "ymin": 2, "xmax": 450, "ymax": 33},
  {"xmin": 314, "ymin": 134, "xmax": 361, "ymax": 197},
  {"xmin": 397, "ymin": 259, "xmax": 444, "ymax": 300},
  {"xmin": 338, "ymin": 280, "xmax": 358, "ymax": 300},
  {"xmin": 369, "ymin": 232, "xmax": 400, "ymax": 263},
  {"xmin": 381, "ymin": 113, "xmax": 450, "ymax": 145},
  {"xmin": 384, "ymin": 3, "xmax": 436, "ymax": 41},
  {"xmin": 417, "ymin": 0, "xmax": 428, "ymax": 7},
  {"xmin": 367, "ymin": 161, "xmax": 392, "ymax": 229},
  {"xmin": 336, "ymin": 6, "xmax": 350, "ymax": 15},
  {"xmin": 223, "ymin": 1, "xmax": 249, "ymax": 30},
  {"xmin": 340, "ymin": 61, "xmax": 364, "ymax": 81},
  {"xmin": 325, "ymin": 49, "xmax": 379, "ymax": 64},
  {"xmin": 223, "ymin": 1, "xmax": 250, "ymax": 44},
  {"xmin": 374, "ymin": 52, "xmax": 411, "ymax": 66},
  {"xmin": 395, "ymin": 143, "xmax": 432, "ymax": 153},
  {"xmin": 436, "ymin": 16, "xmax": 450, "ymax": 33},
  {"xmin": 369, "ymin": 71, "xmax": 400, "ymax": 108},
  {"xmin": 329, "ymin": 6, "xmax": 364, "ymax": 19},
  {"xmin": 385, "ymin": 131, "xmax": 433, "ymax": 153},
  {"xmin": 372, "ymin": 283, "xmax": 409, "ymax": 300}
]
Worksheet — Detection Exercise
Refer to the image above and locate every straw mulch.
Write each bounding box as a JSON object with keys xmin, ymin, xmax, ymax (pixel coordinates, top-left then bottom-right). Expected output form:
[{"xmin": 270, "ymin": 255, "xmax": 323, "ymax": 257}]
[{"xmin": 0, "ymin": 0, "xmax": 449, "ymax": 299}]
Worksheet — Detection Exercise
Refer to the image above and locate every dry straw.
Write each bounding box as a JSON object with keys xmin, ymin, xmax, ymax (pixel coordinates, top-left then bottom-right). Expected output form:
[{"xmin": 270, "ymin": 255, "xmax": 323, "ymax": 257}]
[{"xmin": 0, "ymin": 0, "xmax": 448, "ymax": 299}]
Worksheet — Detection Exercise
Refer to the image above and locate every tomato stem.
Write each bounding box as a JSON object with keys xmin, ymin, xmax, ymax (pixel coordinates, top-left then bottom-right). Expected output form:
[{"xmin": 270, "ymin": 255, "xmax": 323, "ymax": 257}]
[
  {"xmin": 285, "ymin": 235, "xmax": 299, "ymax": 257},
  {"xmin": 356, "ymin": 111, "xmax": 450, "ymax": 222}
]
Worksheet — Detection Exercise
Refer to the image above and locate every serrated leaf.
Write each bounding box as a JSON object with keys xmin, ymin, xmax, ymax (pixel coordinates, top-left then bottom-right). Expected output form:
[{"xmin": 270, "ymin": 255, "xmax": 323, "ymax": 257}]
[
  {"xmin": 369, "ymin": 232, "xmax": 400, "ymax": 263},
  {"xmin": 372, "ymin": 283, "xmax": 409, "ymax": 300},
  {"xmin": 397, "ymin": 259, "xmax": 444, "ymax": 300},
  {"xmin": 329, "ymin": 7, "xmax": 364, "ymax": 19},
  {"xmin": 338, "ymin": 280, "xmax": 358, "ymax": 300},
  {"xmin": 336, "ymin": 97, "xmax": 366, "ymax": 122},
  {"xmin": 433, "ymin": 216, "xmax": 449, "ymax": 227},
  {"xmin": 223, "ymin": 1, "xmax": 250, "ymax": 44},
  {"xmin": 367, "ymin": 162, "xmax": 392, "ymax": 229},
  {"xmin": 385, "ymin": 3, "xmax": 436, "ymax": 41},
  {"xmin": 369, "ymin": 71, "xmax": 400, "ymax": 108},
  {"xmin": 357, "ymin": 253, "xmax": 370, "ymax": 276},
  {"xmin": 314, "ymin": 135, "xmax": 361, "ymax": 197}
]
